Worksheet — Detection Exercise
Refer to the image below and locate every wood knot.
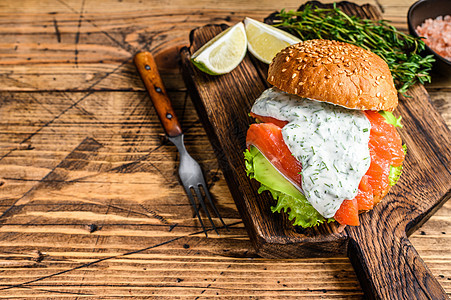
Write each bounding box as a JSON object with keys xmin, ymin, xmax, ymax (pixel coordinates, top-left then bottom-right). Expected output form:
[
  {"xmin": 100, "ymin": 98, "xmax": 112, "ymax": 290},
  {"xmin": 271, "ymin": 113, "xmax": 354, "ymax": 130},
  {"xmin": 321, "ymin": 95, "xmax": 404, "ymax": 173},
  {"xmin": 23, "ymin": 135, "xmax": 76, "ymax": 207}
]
[
  {"xmin": 18, "ymin": 143, "xmax": 34, "ymax": 150},
  {"xmin": 86, "ymin": 224, "xmax": 99, "ymax": 233},
  {"xmin": 31, "ymin": 250, "xmax": 44, "ymax": 263}
]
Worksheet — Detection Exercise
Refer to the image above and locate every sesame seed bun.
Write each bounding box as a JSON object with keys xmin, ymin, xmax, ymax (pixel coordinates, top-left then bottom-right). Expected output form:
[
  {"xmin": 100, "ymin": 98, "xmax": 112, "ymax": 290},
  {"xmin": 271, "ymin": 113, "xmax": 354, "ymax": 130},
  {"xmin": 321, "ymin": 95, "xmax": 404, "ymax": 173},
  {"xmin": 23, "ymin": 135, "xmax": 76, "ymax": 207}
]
[{"xmin": 267, "ymin": 39, "xmax": 398, "ymax": 112}]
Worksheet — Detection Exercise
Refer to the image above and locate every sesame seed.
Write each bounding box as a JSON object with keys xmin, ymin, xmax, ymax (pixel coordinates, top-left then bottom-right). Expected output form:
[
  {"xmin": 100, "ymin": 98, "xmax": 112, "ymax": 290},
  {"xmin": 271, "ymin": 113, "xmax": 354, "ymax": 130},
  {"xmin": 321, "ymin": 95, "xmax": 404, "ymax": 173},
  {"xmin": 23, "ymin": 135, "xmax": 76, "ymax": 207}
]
[
  {"xmin": 271, "ymin": 76, "xmax": 274, "ymax": 81},
  {"xmin": 282, "ymin": 69, "xmax": 287, "ymax": 72},
  {"xmin": 298, "ymin": 82, "xmax": 305, "ymax": 86},
  {"xmin": 326, "ymin": 75, "xmax": 332, "ymax": 79},
  {"xmin": 292, "ymin": 73, "xmax": 297, "ymax": 79},
  {"xmin": 294, "ymin": 88, "xmax": 298, "ymax": 93},
  {"xmin": 285, "ymin": 56, "xmax": 290, "ymax": 62},
  {"xmin": 339, "ymin": 82, "xmax": 344, "ymax": 86},
  {"xmin": 376, "ymin": 92, "xmax": 381, "ymax": 97}
]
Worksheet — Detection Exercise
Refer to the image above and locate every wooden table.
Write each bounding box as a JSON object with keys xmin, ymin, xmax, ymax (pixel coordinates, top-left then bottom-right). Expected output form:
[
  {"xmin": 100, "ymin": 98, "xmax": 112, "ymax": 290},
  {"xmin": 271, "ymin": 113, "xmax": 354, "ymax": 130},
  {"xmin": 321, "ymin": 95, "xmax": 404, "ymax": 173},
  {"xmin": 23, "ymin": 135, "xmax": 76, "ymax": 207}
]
[{"xmin": 0, "ymin": 0, "xmax": 449, "ymax": 298}]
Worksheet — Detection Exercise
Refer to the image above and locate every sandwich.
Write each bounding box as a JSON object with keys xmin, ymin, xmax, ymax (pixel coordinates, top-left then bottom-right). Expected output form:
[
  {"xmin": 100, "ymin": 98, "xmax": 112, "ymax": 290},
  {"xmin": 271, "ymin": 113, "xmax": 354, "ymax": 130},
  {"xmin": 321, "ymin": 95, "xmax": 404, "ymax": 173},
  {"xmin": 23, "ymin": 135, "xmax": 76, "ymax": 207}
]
[{"xmin": 244, "ymin": 39, "xmax": 405, "ymax": 228}]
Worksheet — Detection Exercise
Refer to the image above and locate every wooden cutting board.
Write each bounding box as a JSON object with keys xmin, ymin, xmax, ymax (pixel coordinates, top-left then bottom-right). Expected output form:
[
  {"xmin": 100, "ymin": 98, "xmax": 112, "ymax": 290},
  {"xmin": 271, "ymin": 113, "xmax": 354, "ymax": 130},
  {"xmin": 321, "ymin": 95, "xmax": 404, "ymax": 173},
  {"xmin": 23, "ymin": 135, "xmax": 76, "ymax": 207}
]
[{"xmin": 180, "ymin": 2, "xmax": 451, "ymax": 299}]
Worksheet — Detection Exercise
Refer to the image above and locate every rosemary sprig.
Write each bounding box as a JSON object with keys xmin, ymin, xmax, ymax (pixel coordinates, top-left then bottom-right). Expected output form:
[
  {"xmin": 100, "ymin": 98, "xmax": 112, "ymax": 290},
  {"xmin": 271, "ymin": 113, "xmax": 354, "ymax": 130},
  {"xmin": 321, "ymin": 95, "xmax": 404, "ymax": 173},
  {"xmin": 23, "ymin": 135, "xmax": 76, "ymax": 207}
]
[{"xmin": 272, "ymin": 4, "xmax": 435, "ymax": 94}]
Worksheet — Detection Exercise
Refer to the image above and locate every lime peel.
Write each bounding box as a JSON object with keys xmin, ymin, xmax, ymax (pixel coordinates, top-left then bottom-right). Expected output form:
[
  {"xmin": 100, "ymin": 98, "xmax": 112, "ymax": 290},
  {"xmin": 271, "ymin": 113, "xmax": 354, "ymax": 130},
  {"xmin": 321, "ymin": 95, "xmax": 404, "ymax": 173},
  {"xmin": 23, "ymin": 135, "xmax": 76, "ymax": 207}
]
[
  {"xmin": 191, "ymin": 22, "xmax": 247, "ymax": 75},
  {"xmin": 244, "ymin": 17, "xmax": 301, "ymax": 64}
]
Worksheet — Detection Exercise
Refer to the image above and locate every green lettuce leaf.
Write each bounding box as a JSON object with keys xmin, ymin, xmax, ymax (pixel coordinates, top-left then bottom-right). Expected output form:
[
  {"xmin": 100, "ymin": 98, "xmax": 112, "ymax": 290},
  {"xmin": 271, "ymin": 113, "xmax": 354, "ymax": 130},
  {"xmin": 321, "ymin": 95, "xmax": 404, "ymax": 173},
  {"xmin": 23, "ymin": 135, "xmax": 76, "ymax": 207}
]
[
  {"xmin": 379, "ymin": 111, "xmax": 406, "ymax": 186},
  {"xmin": 244, "ymin": 146, "xmax": 331, "ymax": 228},
  {"xmin": 379, "ymin": 110, "xmax": 403, "ymax": 128},
  {"xmin": 388, "ymin": 144, "xmax": 407, "ymax": 186},
  {"xmin": 388, "ymin": 165, "xmax": 403, "ymax": 186}
]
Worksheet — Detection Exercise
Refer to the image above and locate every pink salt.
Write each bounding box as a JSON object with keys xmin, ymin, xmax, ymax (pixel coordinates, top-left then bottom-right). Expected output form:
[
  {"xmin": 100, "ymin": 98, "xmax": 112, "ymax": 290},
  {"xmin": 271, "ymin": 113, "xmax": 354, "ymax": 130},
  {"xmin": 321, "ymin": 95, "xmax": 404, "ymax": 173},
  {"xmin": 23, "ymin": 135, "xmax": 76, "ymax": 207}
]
[{"xmin": 416, "ymin": 15, "xmax": 451, "ymax": 61}]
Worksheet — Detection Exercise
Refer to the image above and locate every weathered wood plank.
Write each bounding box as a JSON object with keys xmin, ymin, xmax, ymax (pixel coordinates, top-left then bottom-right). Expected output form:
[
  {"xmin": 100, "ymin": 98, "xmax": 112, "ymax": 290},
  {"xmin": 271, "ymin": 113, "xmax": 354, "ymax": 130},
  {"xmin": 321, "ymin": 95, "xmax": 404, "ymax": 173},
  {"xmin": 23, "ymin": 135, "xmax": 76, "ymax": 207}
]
[
  {"xmin": 179, "ymin": 2, "xmax": 450, "ymax": 298},
  {"xmin": 0, "ymin": 1, "xmax": 449, "ymax": 92},
  {"xmin": 0, "ymin": 0, "xmax": 449, "ymax": 299}
]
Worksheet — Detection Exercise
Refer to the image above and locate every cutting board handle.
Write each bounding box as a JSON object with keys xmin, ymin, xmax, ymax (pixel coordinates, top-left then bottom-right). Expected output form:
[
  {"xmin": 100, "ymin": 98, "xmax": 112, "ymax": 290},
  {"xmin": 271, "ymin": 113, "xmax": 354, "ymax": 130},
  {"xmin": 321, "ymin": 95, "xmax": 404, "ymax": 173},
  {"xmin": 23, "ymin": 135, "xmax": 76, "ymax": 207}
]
[
  {"xmin": 134, "ymin": 51, "xmax": 182, "ymax": 137},
  {"xmin": 347, "ymin": 229, "xmax": 447, "ymax": 299}
]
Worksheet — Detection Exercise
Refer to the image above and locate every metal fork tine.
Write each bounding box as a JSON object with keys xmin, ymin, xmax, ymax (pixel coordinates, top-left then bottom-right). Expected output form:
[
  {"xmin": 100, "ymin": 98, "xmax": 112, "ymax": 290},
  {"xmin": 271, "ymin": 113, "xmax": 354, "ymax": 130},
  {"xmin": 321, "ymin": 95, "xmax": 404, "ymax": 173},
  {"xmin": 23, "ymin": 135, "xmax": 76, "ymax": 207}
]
[
  {"xmin": 193, "ymin": 185, "xmax": 219, "ymax": 235},
  {"xmin": 184, "ymin": 186, "xmax": 208, "ymax": 237},
  {"xmin": 167, "ymin": 134, "xmax": 225, "ymax": 237},
  {"xmin": 200, "ymin": 183, "xmax": 228, "ymax": 230}
]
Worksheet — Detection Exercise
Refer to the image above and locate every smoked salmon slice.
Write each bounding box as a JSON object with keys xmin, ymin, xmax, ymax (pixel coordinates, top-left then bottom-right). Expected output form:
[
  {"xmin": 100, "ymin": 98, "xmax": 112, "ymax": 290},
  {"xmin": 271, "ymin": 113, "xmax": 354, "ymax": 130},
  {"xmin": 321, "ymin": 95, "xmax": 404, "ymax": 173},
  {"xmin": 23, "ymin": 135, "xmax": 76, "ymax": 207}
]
[
  {"xmin": 334, "ymin": 198, "xmax": 359, "ymax": 226},
  {"xmin": 247, "ymin": 111, "xmax": 404, "ymax": 226},
  {"xmin": 246, "ymin": 122, "xmax": 301, "ymax": 186}
]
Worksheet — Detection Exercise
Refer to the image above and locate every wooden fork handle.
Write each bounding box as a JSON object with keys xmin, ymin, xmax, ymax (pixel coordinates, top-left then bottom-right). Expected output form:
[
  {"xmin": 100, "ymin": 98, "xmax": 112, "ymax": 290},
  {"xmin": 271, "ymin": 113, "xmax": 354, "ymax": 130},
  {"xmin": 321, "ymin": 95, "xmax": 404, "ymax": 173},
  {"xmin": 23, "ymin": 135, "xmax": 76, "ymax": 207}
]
[{"xmin": 134, "ymin": 52, "xmax": 182, "ymax": 137}]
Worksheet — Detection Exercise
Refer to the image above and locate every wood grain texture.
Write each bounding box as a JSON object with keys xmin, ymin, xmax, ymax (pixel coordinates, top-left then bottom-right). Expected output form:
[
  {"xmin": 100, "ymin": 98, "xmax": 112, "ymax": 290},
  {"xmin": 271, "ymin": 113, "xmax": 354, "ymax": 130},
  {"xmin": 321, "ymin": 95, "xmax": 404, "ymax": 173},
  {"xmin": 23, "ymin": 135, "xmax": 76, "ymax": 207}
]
[
  {"xmin": 180, "ymin": 2, "xmax": 450, "ymax": 299},
  {"xmin": 0, "ymin": 0, "xmax": 449, "ymax": 299}
]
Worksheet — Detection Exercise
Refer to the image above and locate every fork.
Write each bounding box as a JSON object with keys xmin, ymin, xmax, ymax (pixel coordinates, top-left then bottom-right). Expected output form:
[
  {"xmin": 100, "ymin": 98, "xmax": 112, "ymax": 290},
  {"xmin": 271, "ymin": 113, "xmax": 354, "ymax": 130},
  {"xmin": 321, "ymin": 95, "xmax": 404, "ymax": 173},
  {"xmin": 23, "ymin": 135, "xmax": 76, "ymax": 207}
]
[{"xmin": 134, "ymin": 52, "xmax": 227, "ymax": 237}]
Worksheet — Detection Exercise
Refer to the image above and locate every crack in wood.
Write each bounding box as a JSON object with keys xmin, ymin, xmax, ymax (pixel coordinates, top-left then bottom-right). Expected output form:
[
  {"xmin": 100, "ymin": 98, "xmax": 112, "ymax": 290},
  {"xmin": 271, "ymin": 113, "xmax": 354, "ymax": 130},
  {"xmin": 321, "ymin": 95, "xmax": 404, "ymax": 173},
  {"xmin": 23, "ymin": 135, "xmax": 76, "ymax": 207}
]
[
  {"xmin": 0, "ymin": 90, "xmax": 91, "ymax": 162},
  {"xmin": 0, "ymin": 222, "xmax": 237, "ymax": 292},
  {"xmin": 73, "ymin": 0, "xmax": 85, "ymax": 67},
  {"xmin": 137, "ymin": 203, "xmax": 172, "ymax": 226},
  {"xmin": 0, "ymin": 137, "xmax": 103, "ymax": 222},
  {"xmin": 0, "ymin": 223, "xmax": 218, "ymax": 229},
  {"xmin": 52, "ymin": 18, "xmax": 61, "ymax": 43},
  {"xmin": 28, "ymin": 93, "xmax": 57, "ymax": 117},
  {"xmin": 12, "ymin": 285, "xmax": 94, "ymax": 296},
  {"xmin": 0, "ymin": 39, "xmax": 160, "ymax": 164},
  {"xmin": 56, "ymin": 0, "xmax": 134, "ymax": 54}
]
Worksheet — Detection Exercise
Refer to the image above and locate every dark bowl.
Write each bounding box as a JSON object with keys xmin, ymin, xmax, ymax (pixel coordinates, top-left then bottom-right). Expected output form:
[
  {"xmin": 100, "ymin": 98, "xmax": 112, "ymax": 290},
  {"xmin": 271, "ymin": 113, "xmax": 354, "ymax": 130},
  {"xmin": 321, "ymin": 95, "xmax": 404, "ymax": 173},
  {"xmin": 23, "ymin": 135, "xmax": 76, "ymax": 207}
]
[{"xmin": 407, "ymin": 0, "xmax": 451, "ymax": 76}]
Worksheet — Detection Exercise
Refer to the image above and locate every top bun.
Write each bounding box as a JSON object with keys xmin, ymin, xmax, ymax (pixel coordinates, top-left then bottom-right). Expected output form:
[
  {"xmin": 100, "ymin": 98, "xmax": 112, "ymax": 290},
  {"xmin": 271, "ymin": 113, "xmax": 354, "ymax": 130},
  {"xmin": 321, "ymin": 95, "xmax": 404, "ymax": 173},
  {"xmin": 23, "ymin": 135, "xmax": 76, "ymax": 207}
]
[{"xmin": 267, "ymin": 39, "xmax": 398, "ymax": 111}]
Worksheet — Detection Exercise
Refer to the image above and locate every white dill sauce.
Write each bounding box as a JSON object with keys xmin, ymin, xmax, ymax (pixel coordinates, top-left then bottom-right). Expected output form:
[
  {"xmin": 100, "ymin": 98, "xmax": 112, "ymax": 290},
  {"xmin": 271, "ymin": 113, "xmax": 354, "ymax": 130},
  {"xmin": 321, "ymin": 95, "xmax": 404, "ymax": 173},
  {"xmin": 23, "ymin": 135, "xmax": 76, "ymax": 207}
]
[{"xmin": 251, "ymin": 87, "xmax": 371, "ymax": 218}]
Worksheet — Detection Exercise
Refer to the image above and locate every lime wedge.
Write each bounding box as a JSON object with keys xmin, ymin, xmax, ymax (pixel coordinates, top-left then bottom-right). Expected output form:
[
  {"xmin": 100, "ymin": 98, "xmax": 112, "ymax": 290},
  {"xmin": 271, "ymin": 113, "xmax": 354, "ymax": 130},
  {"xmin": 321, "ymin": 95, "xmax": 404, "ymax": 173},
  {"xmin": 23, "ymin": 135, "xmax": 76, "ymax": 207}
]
[
  {"xmin": 244, "ymin": 17, "xmax": 301, "ymax": 64},
  {"xmin": 191, "ymin": 22, "xmax": 247, "ymax": 75}
]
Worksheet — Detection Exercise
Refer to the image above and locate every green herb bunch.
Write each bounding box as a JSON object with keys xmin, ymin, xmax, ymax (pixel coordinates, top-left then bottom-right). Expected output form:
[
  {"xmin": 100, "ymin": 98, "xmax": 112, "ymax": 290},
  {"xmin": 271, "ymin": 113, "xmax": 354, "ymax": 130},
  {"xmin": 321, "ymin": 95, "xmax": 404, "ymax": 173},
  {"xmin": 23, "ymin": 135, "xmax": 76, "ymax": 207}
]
[{"xmin": 273, "ymin": 4, "xmax": 435, "ymax": 94}]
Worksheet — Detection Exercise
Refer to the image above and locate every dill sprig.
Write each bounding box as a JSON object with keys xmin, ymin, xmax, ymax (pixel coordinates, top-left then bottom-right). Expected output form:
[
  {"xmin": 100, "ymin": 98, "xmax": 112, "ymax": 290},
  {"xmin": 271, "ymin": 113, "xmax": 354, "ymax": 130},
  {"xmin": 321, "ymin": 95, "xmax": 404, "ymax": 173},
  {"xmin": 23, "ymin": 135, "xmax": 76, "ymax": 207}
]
[{"xmin": 272, "ymin": 4, "xmax": 435, "ymax": 94}]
